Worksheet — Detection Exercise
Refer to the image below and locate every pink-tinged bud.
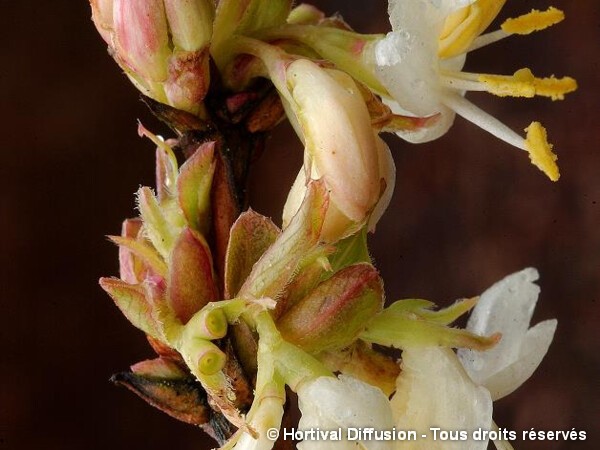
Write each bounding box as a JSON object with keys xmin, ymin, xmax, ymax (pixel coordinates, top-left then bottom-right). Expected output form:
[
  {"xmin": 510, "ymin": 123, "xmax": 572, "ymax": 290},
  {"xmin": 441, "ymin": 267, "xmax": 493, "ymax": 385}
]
[
  {"xmin": 113, "ymin": 0, "xmax": 171, "ymax": 81},
  {"xmin": 167, "ymin": 227, "xmax": 218, "ymax": 323},
  {"xmin": 277, "ymin": 263, "xmax": 384, "ymax": 353},
  {"xmin": 90, "ymin": 0, "xmax": 114, "ymax": 44},
  {"xmin": 89, "ymin": 0, "xmax": 214, "ymax": 114}
]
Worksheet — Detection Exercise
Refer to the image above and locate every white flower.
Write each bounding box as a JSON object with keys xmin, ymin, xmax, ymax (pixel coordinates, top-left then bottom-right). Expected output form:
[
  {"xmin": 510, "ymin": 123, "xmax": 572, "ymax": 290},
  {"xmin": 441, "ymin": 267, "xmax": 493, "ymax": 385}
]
[
  {"xmin": 457, "ymin": 268, "xmax": 557, "ymax": 400},
  {"xmin": 371, "ymin": 0, "xmax": 576, "ymax": 181},
  {"xmin": 297, "ymin": 375, "xmax": 395, "ymax": 450},
  {"xmin": 391, "ymin": 346, "xmax": 493, "ymax": 450}
]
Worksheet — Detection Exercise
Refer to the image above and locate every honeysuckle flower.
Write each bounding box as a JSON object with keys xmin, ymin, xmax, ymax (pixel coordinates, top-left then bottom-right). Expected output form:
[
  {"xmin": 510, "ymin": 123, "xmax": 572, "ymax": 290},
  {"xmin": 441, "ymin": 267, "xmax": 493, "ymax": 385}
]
[
  {"xmin": 297, "ymin": 375, "xmax": 395, "ymax": 450},
  {"xmin": 458, "ymin": 268, "xmax": 557, "ymax": 400},
  {"xmin": 370, "ymin": 0, "xmax": 577, "ymax": 181},
  {"xmin": 280, "ymin": 58, "xmax": 395, "ymax": 241},
  {"xmin": 391, "ymin": 347, "xmax": 493, "ymax": 450},
  {"xmin": 89, "ymin": 0, "xmax": 214, "ymax": 114}
]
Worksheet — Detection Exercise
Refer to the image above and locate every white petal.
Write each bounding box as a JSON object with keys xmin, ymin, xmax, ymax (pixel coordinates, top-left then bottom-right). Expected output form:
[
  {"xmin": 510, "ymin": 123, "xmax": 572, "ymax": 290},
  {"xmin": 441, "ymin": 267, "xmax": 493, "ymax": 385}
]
[
  {"xmin": 383, "ymin": 97, "xmax": 456, "ymax": 143},
  {"xmin": 298, "ymin": 375, "xmax": 394, "ymax": 450},
  {"xmin": 377, "ymin": 0, "xmax": 474, "ymax": 116},
  {"xmin": 374, "ymin": 30, "xmax": 440, "ymax": 116},
  {"xmin": 391, "ymin": 347, "xmax": 492, "ymax": 450},
  {"xmin": 368, "ymin": 136, "xmax": 396, "ymax": 231},
  {"xmin": 484, "ymin": 319, "xmax": 557, "ymax": 400},
  {"xmin": 458, "ymin": 268, "xmax": 540, "ymax": 385}
]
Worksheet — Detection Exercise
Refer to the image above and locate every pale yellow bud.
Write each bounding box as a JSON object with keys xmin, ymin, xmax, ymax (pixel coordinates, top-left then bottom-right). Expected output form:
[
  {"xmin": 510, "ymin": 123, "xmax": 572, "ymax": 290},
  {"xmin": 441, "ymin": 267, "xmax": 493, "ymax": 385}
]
[{"xmin": 282, "ymin": 60, "xmax": 391, "ymax": 241}]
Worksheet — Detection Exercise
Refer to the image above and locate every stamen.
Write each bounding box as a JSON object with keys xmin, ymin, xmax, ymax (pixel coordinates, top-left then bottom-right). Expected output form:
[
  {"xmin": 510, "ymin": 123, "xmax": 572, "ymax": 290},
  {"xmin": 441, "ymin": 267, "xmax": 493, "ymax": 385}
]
[
  {"xmin": 467, "ymin": 29, "xmax": 509, "ymax": 53},
  {"xmin": 480, "ymin": 68, "xmax": 577, "ymax": 100},
  {"xmin": 442, "ymin": 94, "xmax": 560, "ymax": 181},
  {"xmin": 524, "ymin": 122, "xmax": 559, "ymax": 181},
  {"xmin": 441, "ymin": 92, "xmax": 526, "ymax": 150},
  {"xmin": 467, "ymin": 7, "xmax": 565, "ymax": 53},
  {"xmin": 502, "ymin": 7, "xmax": 565, "ymax": 35},
  {"xmin": 442, "ymin": 69, "xmax": 577, "ymax": 100}
]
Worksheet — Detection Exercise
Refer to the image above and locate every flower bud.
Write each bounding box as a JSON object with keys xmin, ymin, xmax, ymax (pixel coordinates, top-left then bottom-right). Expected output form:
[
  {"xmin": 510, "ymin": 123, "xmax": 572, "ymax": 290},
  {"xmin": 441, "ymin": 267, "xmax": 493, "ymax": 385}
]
[
  {"xmin": 89, "ymin": 0, "xmax": 214, "ymax": 114},
  {"xmin": 282, "ymin": 60, "xmax": 393, "ymax": 242}
]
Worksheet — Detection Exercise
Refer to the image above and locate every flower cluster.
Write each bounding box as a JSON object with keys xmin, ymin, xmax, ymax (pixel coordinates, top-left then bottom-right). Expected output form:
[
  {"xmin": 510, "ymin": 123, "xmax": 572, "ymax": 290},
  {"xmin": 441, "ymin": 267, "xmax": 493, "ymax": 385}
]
[{"xmin": 88, "ymin": 1, "xmax": 573, "ymax": 449}]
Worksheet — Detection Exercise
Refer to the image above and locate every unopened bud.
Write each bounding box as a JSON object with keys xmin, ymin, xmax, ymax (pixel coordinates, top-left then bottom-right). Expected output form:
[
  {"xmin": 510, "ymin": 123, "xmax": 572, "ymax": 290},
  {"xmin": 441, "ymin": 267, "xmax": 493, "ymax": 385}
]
[
  {"xmin": 89, "ymin": 0, "xmax": 214, "ymax": 114},
  {"xmin": 282, "ymin": 60, "xmax": 386, "ymax": 242}
]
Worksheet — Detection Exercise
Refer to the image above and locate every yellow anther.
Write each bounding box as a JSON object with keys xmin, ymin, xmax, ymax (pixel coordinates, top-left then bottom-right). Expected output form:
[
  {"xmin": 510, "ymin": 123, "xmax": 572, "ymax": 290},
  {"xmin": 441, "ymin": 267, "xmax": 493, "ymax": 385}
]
[
  {"xmin": 531, "ymin": 74, "xmax": 578, "ymax": 101},
  {"xmin": 479, "ymin": 69, "xmax": 537, "ymax": 98},
  {"xmin": 501, "ymin": 7, "xmax": 565, "ymax": 35},
  {"xmin": 439, "ymin": 0, "xmax": 506, "ymax": 58},
  {"xmin": 479, "ymin": 68, "xmax": 577, "ymax": 100},
  {"xmin": 524, "ymin": 122, "xmax": 559, "ymax": 181}
]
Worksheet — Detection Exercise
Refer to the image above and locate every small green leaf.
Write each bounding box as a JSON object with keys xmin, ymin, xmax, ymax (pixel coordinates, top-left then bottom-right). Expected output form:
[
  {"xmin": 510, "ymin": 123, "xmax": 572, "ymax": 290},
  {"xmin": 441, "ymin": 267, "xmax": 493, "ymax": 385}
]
[
  {"xmin": 99, "ymin": 277, "xmax": 161, "ymax": 338},
  {"xmin": 177, "ymin": 142, "xmax": 216, "ymax": 235},
  {"xmin": 224, "ymin": 209, "xmax": 280, "ymax": 298},
  {"xmin": 361, "ymin": 299, "xmax": 500, "ymax": 351}
]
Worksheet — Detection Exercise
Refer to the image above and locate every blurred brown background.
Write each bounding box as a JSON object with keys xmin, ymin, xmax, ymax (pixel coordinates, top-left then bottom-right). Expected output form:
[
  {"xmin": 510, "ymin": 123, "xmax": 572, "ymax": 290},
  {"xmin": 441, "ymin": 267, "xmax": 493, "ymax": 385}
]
[{"xmin": 0, "ymin": 0, "xmax": 598, "ymax": 449}]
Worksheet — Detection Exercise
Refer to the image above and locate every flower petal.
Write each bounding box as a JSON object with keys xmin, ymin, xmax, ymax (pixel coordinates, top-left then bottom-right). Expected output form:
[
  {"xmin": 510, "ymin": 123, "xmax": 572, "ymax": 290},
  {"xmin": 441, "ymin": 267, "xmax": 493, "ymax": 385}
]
[
  {"xmin": 383, "ymin": 97, "xmax": 456, "ymax": 143},
  {"xmin": 392, "ymin": 347, "xmax": 492, "ymax": 450},
  {"xmin": 458, "ymin": 268, "xmax": 540, "ymax": 385},
  {"xmin": 483, "ymin": 319, "xmax": 557, "ymax": 400},
  {"xmin": 375, "ymin": 0, "xmax": 472, "ymax": 116},
  {"xmin": 298, "ymin": 375, "xmax": 394, "ymax": 450}
]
